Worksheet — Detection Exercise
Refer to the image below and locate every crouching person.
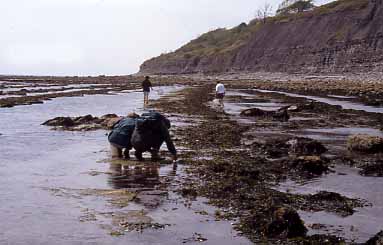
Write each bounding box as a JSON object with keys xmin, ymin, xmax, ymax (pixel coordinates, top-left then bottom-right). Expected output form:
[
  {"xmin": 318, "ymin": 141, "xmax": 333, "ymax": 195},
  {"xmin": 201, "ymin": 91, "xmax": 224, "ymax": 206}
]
[
  {"xmin": 131, "ymin": 111, "xmax": 177, "ymax": 161},
  {"xmin": 108, "ymin": 113, "xmax": 139, "ymax": 159}
]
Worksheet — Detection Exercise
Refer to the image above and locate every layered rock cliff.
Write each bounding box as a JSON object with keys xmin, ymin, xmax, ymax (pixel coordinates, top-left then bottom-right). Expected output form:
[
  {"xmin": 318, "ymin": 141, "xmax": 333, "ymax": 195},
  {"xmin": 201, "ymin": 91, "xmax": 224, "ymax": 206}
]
[{"xmin": 140, "ymin": 0, "xmax": 383, "ymax": 75}]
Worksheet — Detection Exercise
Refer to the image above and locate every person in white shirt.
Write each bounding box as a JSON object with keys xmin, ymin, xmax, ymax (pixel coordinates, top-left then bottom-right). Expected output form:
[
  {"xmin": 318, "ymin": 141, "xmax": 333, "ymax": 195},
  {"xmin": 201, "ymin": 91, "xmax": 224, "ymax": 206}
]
[{"xmin": 215, "ymin": 81, "xmax": 225, "ymax": 106}]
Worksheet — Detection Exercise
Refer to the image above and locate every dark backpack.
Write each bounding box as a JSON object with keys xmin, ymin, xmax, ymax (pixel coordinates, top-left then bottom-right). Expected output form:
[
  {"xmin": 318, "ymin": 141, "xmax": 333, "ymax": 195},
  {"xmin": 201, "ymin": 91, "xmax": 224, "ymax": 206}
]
[{"xmin": 136, "ymin": 111, "xmax": 170, "ymax": 132}]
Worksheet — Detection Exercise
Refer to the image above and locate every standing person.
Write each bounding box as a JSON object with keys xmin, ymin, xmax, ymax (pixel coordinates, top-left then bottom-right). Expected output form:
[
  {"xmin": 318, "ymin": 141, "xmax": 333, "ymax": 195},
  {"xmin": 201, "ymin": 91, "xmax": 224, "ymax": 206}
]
[
  {"xmin": 131, "ymin": 111, "xmax": 177, "ymax": 162},
  {"xmin": 215, "ymin": 81, "xmax": 225, "ymax": 107},
  {"xmin": 108, "ymin": 113, "xmax": 139, "ymax": 159},
  {"xmin": 142, "ymin": 76, "xmax": 153, "ymax": 106}
]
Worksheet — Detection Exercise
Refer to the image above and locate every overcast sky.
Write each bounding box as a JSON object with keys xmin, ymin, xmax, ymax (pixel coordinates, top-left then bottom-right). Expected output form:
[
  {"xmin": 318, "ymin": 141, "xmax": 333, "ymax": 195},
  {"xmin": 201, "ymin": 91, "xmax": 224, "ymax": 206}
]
[{"xmin": 0, "ymin": 0, "xmax": 331, "ymax": 76}]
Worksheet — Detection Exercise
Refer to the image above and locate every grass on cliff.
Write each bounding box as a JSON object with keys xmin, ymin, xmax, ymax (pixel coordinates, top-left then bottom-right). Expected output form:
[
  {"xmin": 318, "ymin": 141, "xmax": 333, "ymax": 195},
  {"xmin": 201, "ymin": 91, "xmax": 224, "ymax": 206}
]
[
  {"xmin": 167, "ymin": 21, "xmax": 263, "ymax": 59},
  {"xmin": 271, "ymin": 0, "xmax": 369, "ymax": 22}
]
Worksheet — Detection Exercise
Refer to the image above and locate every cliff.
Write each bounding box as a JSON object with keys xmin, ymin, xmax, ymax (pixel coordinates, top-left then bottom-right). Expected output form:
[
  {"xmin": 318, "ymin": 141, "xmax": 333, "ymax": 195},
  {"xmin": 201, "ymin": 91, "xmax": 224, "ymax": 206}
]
[{"xmin": 140, "ymin": 0, "xmax": 383, "ymax": 75}]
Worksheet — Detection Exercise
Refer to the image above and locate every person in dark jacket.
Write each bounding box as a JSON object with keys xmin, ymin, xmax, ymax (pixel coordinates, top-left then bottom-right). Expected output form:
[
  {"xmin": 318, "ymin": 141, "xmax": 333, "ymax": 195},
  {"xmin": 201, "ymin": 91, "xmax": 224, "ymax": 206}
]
[
  {"xmin": 108, "ymin": 113, "xmax": 139, "ymax": 159},
  {"xmin": 142, "ymin": 76, "xmax": 153, "ymax": 105},
  {"xmin": 131, "ymin": 111, "xmax": 177, "ymax": 161}
]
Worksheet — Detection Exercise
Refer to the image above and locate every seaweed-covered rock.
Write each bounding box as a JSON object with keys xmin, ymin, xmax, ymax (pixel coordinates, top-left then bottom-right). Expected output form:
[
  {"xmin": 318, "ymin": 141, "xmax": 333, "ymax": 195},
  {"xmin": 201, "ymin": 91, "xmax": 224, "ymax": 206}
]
[
  {"xmin": 42, "ymin": 117, "xmax": 75, "ymax": 127},
  {"xmin": 267, "ymin": 207, "xmax": 307, "ymax": 238},
  {"xmin": 101, "ymin": 113, "xmax": 119, "ymax": 119},
  {"xmin": 366, "ymin": 230, "xmax": 383, "ymax": 245},
  {"xmin": 347, "ymin": 134, "xmax": 383, "ymax": 153},
  {"xmin": 306, "ymin": 191, "xmax": 362, "ymax": 216},
  {"xmin": 310, "ymin": 191, "xmax": 345, "ymax": 202},
  {"xmin": 241, "ymin": 108, "xmax": 265, "ymax": 117},
  {"xmin": 180, "ymin": 188, "xmax": 198, "ymax": 198},
  {"xmin": 73, "ymin": 114, "xmax": 95, "ymax": 124},
  {"xmin": 287, "ymin": 137, "xmax": 327, "ymax": 155},
  {"xmin": 291, "ymin": 156, "xmax": 329, "ymax": 175},
  {"xmin": 240, "ymin": 108, "xmax": 290, "ymax": 122},
  {"xmin": 360, "ymin": 162, "xmax": 383, "ymax": 177},
  {"xmin": 42, "ymin": 114, "xmax": 121, "ymax": 131}
]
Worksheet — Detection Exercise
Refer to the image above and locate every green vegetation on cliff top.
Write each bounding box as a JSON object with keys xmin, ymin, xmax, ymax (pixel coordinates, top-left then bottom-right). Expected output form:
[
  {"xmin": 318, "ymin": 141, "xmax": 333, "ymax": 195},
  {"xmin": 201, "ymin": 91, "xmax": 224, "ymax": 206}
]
[{"xmin": 151, "ymin": 0, "xmax": 369, "ymax": 62}]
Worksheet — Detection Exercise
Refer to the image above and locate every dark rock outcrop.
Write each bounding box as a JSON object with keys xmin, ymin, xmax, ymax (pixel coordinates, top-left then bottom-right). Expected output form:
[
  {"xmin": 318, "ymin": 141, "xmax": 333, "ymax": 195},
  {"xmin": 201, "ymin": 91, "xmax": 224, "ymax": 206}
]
[
  {"xmin": 287, "ymin": 137, "xmax": 328, "ymax": 155},
  {"xmin": 266, "ymin": 206, "xmax": 308, "ymax": 238},
  {"xmin": 240, "ymin": 108, "xmax": 290, "ymax": 121},
  {"xmin": 306, "ymin": 191, "xmax": 362, "ymax": 216},
  {"xmin": 366, "ymin": 230, "xmax": 383, "ymax": 245},
  {"xmin": 360, "ymin": 161, "xmax": 383, "ymax": 177},
  {"xmin": 42, "ymin": 114, "xmax": 121, "ymax": 131},
  {"xmin": 290, "ymin": 155, "xmax": 330, "ymax": 175},
  {"xmin": 140, "ymin": 0, "xmax": 383, "ymax": 75}
]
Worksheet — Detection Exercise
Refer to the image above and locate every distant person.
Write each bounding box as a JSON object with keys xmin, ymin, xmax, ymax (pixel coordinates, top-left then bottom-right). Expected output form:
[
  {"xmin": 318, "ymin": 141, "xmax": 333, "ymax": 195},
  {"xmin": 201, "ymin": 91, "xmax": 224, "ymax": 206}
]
[
  {"xmin": 131, "ymin": 111, "xmax": 177, "ymax": 162},
  {"xmin": 215, "ymin": 81, "xmax": 225, "ymax": 106},
  {"xmin": 142, "ymin": 76, "xmax": 153, "ymax": 105},
  {"xmin": 108, "ymin": 113, "xmax": 139, "ymax": 159}
]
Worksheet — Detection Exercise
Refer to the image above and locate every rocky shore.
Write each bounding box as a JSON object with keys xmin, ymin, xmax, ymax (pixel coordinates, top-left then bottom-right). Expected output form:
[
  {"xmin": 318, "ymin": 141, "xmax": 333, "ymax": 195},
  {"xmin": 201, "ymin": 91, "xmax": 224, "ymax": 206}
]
[
  {"xmin": 37, "ymin": 75, "xmax": 383, "ymax": 243},
  {"xmin": 151, "ymin": 84, "xmax": 380, "ymax": 243}
]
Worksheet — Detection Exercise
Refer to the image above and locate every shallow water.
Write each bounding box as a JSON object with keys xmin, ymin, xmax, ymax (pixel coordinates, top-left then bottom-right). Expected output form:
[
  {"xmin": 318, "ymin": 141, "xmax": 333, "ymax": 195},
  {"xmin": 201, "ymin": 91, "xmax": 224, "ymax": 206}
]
[
  {"xmin": 277, "ymin": 165, "xmax": 383, "ymax": 243},
  {"xmin": 255, "ymin": 89, "xmax": 383, "ymax": 114},
  {"xmin": 26, "ymin": 88, "xmax": 106, "ymax": 96},
  {"xmin": 224, "ymin": 88, "xmax": 383, "ymax": 242},
  {"xmin": 0, "ymin": 83, "xmax": 110, "ymax": 93},
  {"xmin": 290, "ymin": 127, "xmax": 383, "ymax": 143},
  {"xmin": 328, "ymin": 95, "xmax": 358, "ymax": 99},
  {"xmin": 224, "ymin": 90, "xmax": 287, "ymax": 115},
  {"xmin": 0, "ymin": 94, "xmax": 24, "ymax": 99},
  {"xmin": 0, "ymin": 85, "xmax": 250, "ymax": 245}
]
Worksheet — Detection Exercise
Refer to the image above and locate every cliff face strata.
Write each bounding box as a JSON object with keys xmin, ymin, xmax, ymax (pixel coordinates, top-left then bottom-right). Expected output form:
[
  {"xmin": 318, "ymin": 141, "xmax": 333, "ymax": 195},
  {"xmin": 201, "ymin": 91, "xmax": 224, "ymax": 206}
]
[{"xmin": 140, "ymin": 0, "xmax": 383, "ymax": 75}]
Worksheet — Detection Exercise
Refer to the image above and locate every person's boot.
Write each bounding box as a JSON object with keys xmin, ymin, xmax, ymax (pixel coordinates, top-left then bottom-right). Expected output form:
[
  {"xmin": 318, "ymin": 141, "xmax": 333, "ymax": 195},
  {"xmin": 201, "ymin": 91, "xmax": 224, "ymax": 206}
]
[
  {"xmin": 151, "ymin": 151, "xmax": 165, "ymax": 161},
  {"xmin": 135, "ymin": 151, "xmax": 144, "ymax": 161},
  {"xmin": 123, "ymin": 149, "xmax": 130, "ymax": 160}
]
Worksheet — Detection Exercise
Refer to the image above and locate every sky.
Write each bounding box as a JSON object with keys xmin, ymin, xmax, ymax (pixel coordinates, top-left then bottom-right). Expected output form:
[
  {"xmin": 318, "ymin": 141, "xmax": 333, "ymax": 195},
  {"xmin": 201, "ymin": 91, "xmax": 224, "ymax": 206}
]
[{"xmin": 0, "ymin": 0, "xmax": 332, "ymax": 76}]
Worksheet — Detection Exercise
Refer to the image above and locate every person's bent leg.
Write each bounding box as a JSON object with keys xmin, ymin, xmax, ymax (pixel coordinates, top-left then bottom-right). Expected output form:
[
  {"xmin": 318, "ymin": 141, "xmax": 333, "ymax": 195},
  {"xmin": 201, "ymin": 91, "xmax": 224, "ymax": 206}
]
[
  {"xmin": 110, "ymin": 143, "xmax": 123, "ymax": 158},
  {"xmin": 123, "ymin": 148, "xmax": 131, "ymax": 159},
  {"xmin": 150, "ymin": 140, "xmax": 165, "ymax": 161},
  {"xmin": 150, "ymin": 149, "xmax": 164, "ymax": 161},
  {"xmin": 134, "ymin": 150, "xmax": 144, "ymax": 161}
]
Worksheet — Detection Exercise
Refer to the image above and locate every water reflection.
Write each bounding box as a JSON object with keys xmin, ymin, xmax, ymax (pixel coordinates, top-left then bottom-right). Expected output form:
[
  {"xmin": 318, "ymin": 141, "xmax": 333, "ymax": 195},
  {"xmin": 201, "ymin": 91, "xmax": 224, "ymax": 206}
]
[
  {"xmin": 108, "ymin": 162, "xmax": 177, "ymax": 190},
  {"xmin": 108, "ymin": 163, "xmax": 160, "ymax": 189}
]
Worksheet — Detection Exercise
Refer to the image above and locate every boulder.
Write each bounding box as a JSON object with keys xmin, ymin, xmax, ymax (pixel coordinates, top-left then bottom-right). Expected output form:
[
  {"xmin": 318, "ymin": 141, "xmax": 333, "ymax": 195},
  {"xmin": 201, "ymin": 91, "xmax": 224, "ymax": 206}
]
[
  {"xmin": 42, "ymin": 117, "xmax": 75, "ymax": 127},
  {"xmin": 309, "ymin": 191, "xmax": 345, "ymax": 202},
  {"xmin": 240, "ymin": 108, "xmax": 290, "ymax": 122},
  {"xmin": 347, "ymin": 134, "xmax": 383, "ymax": 153},
  {"xmin": 360, "ymin": 162, "xmax": 383, "ymax": 177},
  {"xmin": 241, "ymin": 108, "xmax": 266, "ymax": 117},
  {"xmin": 42, "ymin": 114, "xmax": 122, "ymax": 130},
  {"xmin": 287, "ymin": 137, "xmax": 327, "ymax": 155},
  {"xmin": 101, "ymin": 113, "xmax": 119, "ymax": 119},
  {"xmin": 291, "ymin": 156, "xmax": 329, "ymax": 175},
  {"xmin": 267, "ymin": 207, "xmax": 308, "ymax": 238},
  {"xmin": 73, "ymin": 114, "xmax": 94, "ymax": 124}
]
